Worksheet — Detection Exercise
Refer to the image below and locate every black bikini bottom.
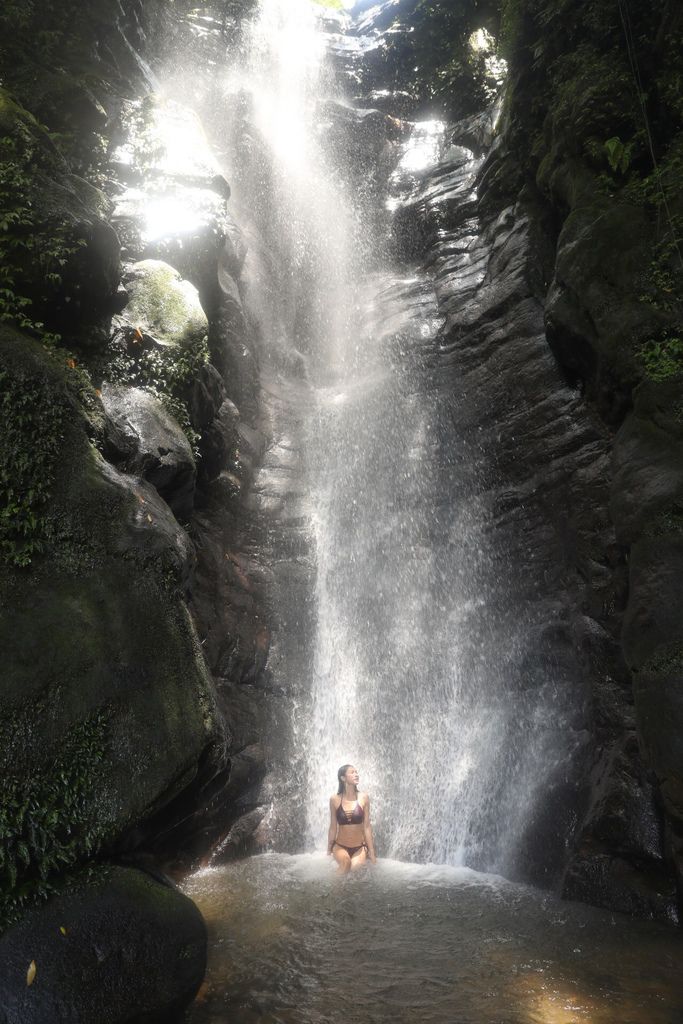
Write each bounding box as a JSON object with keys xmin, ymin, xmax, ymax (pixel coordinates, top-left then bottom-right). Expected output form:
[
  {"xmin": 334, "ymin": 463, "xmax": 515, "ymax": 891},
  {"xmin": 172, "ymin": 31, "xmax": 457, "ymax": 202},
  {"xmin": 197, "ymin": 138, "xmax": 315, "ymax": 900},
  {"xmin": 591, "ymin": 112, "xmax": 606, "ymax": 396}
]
[{"xmin": 333, "ymin": 841, "xmax": 368, "ymax": 857}]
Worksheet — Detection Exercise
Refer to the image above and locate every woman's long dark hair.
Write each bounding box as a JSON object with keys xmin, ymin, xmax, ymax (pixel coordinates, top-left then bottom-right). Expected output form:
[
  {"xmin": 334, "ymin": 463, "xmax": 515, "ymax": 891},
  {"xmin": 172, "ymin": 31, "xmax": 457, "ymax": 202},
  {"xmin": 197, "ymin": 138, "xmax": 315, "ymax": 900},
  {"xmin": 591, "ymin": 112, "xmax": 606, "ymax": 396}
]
[{"xmin": 337, "ymin": 764, "xmax": 358, "ymax": 796}]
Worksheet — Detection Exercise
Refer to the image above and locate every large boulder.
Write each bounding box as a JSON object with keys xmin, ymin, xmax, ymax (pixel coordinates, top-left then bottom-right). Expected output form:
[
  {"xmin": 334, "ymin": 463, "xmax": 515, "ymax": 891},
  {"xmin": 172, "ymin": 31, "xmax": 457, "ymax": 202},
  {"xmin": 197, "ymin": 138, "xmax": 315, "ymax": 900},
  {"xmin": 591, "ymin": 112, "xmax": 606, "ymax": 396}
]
[
  {"xmin": 118, "ymin": 260, "xmax": 208, "ymax": 350},
  {"xmin": 101, "ymin": 385, "xmax": 197, "ymax": 521},
  {"xmin": 0, "ymin": 327, "xmax": 221, "ymax": 920},
  {"xmin": 0, "ymin": 866, "xmax": 206, "ymax": 1024}
]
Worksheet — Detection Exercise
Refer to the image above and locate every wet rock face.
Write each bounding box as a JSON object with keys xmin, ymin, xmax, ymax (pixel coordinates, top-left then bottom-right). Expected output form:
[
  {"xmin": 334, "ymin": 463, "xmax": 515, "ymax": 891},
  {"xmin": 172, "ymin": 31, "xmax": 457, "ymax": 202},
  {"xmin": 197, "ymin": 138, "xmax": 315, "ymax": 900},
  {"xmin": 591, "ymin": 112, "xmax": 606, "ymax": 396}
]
[
  {"xmin": 317, "ymin": 99, "xmax": 404, "ymax": 198},
  {"xmin": 102, "ymin": 385, "xmax": 197, "ymax": 521},
  {"xmin": 562, "ymin": 736, "xmax": 679, "ymax": 922},
  {"xmin": 335, "ymin": 5, "xmax": 680, "ymax": 918},
  {"xmin": 449, "ymin": 176, "xmax": 680, "ymax": 918},
  {"xmin": 491, "ymin": 0, "xmax": 683, "ymax": 914},
  {"xmin": 0, "ymin": 867, "xmax": 206, "ymax": 1024}
]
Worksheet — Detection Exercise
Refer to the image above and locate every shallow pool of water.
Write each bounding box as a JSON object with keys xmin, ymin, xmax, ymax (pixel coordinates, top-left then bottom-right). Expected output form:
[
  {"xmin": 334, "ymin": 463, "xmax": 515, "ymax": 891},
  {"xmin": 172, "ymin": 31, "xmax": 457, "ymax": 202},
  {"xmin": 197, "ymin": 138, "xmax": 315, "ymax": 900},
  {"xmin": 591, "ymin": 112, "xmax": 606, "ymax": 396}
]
[{"xmin": 183, "ymin": 854, "xmax": 683, "ymax": 1024}]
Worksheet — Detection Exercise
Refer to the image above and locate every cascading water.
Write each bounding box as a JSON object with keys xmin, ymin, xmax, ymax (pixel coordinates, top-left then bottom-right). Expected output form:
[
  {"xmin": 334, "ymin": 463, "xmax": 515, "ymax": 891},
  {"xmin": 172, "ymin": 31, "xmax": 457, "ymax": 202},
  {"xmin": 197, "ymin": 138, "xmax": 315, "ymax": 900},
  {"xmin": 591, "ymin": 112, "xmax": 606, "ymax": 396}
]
[
  {"xmin": 220, "ymin": 0, "xmax": 582, "ymax": 877},
  {"xmin": 223, "ymin": 0, "xmax": 358, "ymax": 382}
]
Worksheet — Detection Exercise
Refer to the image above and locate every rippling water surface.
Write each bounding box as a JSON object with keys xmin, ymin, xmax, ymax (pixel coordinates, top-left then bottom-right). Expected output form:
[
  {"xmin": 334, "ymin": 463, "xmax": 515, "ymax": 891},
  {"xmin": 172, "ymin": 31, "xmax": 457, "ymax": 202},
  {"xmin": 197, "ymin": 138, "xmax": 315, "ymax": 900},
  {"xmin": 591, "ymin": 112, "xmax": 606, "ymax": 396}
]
[{"xmin": 184, "ymin": 855, "xmax": 683, "ymax": 1024}]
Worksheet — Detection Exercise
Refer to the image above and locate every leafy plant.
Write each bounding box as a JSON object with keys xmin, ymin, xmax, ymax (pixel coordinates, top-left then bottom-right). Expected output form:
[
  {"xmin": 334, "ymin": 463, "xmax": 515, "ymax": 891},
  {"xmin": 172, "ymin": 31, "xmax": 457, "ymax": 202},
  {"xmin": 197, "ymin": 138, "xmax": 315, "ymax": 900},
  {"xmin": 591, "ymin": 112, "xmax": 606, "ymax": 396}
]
[
  {"xmin": 0, "ymin": 359, "xmax": 68, "ymax": 566},
  {"xmin": 604, "ymin": 136, "xmax": 632, "ymax": 174},
  {"xmin": 0, "ymin": 113, "xmax": 82, "ymax": 344},
  {"xmin": 367, "ymin": 0, "xmax": 503, "ymax": 117},
  {"xmin": 96, "ymin": 329, "xmax": 209, "ymax": 454},
  {"xmin": 0, "ymin": 710, "xmax": 110, "ymax": 928},
  {"xmin": 637, "ymin": 332, "xmax": 683, "ymax": 382}
]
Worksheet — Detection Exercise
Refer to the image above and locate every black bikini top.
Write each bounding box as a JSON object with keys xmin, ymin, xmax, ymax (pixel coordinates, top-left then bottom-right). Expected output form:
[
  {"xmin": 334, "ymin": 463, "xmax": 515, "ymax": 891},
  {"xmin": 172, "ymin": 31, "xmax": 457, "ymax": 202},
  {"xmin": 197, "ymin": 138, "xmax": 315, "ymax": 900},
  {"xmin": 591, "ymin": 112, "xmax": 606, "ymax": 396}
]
[{"xmin": 337, "ymin": 797, "xmax": 364, "ymax": 825}]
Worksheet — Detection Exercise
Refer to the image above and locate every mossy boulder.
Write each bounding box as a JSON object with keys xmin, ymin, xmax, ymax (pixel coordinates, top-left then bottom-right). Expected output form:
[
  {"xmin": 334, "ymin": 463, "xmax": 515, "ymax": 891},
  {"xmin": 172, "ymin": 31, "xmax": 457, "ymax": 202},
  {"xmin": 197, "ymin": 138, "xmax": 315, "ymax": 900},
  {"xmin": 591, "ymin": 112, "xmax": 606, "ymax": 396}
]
[
  {"xmin": 0, "ymin": 327, "xmax": 221, "ymax": 925},
  {"xmin": 0, "ymin": 865, "xmax": 206, "ymax": 1024},
  {"xmin": 120, "ymin": 261, "xmax": 209, "ymax": 349}
]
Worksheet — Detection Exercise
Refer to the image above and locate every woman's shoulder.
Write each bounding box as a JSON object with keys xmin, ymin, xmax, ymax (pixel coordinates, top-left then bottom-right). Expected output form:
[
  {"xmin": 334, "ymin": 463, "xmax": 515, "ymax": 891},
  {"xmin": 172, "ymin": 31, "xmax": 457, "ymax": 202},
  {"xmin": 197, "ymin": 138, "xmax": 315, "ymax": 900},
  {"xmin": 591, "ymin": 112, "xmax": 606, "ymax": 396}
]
[
  {"xmin": 329, "ymin": 793, "xmax": 340, "ymax": 803},
  {"xmin": 359, "ymin": 790, "xmax": 370, "ymax": 804}
]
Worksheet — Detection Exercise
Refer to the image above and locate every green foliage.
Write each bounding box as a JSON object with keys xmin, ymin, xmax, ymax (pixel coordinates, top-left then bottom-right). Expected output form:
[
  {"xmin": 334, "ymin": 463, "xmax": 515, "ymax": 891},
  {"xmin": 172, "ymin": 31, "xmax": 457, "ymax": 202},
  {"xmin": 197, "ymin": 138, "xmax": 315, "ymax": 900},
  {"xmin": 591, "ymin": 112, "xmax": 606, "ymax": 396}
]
[
  {"xmin": 637, "ymin": 244, "xmax": 680, "ymax": 314},
  {"xmin": 96, "ymin": 330, "xmax": 209, "ymax": 454},
  {"xmin": 0, "ymin": 0, "xmax": 117, "ymax": 178},
  {"xmin": 0, "ymin": 710, "xmax": 109, "ymax": 928},
  {"xmin": 500, "ymin": 0, "xmax": 683, "ymax": 339},
  {"xmin": 626, "ymin": 139, "xmax": 683, "ymax": 313},
  {"xmin": 604, "ymin": 136, "xmax": 632, "ymax": 175},
  {"xmin": 0, "ymin": 116, "xmax": 81, "ymax": 344},
  {"xmin": 0, "ymin": 0, "xmax": 99, "ymax": 100},
  {"xmin": 375, "ymin": 0, "xmax": 504, "ymax": 116},
  {"xmin": 636, "ymin": 332, "xmax": 683, "ymax": 382},
  {"xmin": 501, "ymin": 0, "xmax": 682, "ymax": 182},
  {"xmin": 549, "ymin": 44, "xmax": 637, "ymax": 164},
  {"xmin": 499, "ymin": 0, "xmax": 525, "ymax": 61},
  {"xmin": 0, "ymin": 360, "xmax": 68, "ymax": 566}
]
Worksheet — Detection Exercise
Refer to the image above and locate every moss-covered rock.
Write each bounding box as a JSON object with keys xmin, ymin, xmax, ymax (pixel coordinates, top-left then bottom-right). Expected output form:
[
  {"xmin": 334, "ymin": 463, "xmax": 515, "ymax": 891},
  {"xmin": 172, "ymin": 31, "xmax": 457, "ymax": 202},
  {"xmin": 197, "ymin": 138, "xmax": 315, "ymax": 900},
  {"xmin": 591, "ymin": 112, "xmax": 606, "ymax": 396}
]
[
  {"xmin": 544, "ymin": 192, "xmax": 680, "ymax": 421},
  {"xmin": 0, "ymin": 327, "xmax": 220, "ymax": 926},
  {"xmin": 121, "ymin": 260, "xmax": 209, "ymax": 349},
  {"xmin": 610, "ymin": 413, "xmax": 683, "ymax": 545}
]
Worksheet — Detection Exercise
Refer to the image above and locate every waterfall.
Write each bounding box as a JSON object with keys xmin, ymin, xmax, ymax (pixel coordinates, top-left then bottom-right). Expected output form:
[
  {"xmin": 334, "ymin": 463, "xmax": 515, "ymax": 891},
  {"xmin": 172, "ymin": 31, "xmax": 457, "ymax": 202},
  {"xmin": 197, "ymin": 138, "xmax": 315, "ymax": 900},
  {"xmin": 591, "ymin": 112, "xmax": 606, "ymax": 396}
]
[
  {"xmin": 224, "ymin": 0, "xmax": 582, "ymax": 876},
  {"xmin": 224, "ymin": 0, "xmax": 358, "ymax": 382}
]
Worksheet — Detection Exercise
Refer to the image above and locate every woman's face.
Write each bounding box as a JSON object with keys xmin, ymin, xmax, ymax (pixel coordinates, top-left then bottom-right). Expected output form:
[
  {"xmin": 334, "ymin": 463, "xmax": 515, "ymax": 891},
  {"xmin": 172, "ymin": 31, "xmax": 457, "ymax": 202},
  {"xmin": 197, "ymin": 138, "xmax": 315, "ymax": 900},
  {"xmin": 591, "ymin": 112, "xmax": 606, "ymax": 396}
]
[{"xmin": 344, "ymin": 765, "xmax": 360, "ymax": 787}]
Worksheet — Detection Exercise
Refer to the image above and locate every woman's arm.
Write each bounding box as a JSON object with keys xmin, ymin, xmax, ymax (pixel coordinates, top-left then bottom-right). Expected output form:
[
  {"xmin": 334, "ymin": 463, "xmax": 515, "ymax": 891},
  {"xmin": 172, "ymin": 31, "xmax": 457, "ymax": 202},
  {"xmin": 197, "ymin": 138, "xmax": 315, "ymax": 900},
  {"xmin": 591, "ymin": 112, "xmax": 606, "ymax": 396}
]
[
  {"xmin": 327, "ymin": 796, "xmax": 338, "ymax": 855},
  {"xmin": 363, "ymin": 795, "xmax": 377, "ymax": 864}
]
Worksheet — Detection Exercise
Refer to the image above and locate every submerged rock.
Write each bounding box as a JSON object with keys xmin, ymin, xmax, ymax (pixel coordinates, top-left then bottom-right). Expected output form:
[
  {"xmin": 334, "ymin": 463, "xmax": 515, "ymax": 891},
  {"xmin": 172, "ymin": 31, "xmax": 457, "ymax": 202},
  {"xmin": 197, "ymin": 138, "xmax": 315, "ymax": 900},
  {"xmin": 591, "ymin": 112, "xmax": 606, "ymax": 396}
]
[{"xmin": 0, "ymin": 866, "xmax": 206, "ymax": 1024}]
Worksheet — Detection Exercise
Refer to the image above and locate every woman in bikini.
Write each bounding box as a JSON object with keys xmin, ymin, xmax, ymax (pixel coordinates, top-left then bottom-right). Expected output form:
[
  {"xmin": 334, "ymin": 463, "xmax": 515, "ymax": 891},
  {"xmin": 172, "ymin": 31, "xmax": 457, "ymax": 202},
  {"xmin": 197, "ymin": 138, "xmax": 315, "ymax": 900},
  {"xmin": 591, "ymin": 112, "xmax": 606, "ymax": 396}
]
[{"xmin": 327, "ymin": 763, "xmax": 377, "ymax": 873}]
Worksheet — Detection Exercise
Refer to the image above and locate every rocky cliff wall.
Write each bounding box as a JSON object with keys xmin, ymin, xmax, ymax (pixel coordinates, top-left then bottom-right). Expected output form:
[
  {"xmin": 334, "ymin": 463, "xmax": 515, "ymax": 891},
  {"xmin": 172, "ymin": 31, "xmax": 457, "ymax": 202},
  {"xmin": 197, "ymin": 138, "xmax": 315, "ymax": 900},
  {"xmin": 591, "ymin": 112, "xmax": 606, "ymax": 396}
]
[
  {"xmin": 493, "ymin": 0, "xmax": 683, "ymax": 916},
  {"xmin": 337, "ymin": 0, "xmax": 682, "ymax": 920}
]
